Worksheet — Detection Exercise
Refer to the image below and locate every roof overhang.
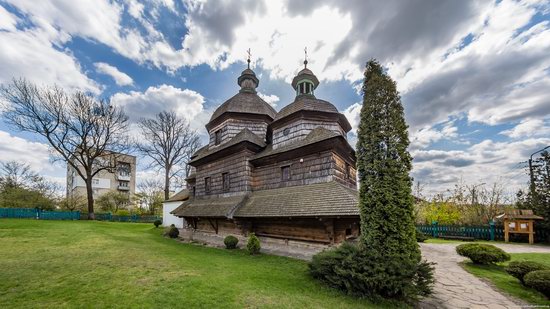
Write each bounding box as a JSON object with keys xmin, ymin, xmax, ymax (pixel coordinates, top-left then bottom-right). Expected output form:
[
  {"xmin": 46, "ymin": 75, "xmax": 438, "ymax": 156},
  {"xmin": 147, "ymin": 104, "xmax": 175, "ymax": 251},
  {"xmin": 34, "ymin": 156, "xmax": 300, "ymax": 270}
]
[
  {"xmin": 270, "ymin": 110, "xmax": 352, "ymax": 133},
  {"xmin": 206, "ymin": 112, "xmax": 274, "ymax": 131},
  {"xmin": 189, "ymin": 141, "xmax": 264, "ymax": 167}
]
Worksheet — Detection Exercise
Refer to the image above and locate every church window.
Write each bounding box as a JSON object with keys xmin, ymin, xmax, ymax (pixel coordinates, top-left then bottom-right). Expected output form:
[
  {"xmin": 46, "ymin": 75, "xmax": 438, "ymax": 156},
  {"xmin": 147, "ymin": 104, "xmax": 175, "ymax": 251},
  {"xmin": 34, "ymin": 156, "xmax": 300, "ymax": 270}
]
[
  {"xmin": 222, "ymin": 172, "xmax": 230, "ymax": 192},
  {"xmin": 345, "ymin": 163, "xmax": 351, "ymax": 179},
  {"xmin": 204, "ymin": 177, "xmax": 211, "ymax": 193},
  {"xmin": 192, "ymin": 186, "xmax": 196, "ymax": 197},
  {"xmin": 214, "ymin": 130, "xmax": 221, "ymax": 145},
  {"xmin": 283, "ymin": 128, "xmax": 290, "ymax": 136},
  {"xmin": 281, "ymin": 165, "xmax": 291, "ymax": 181}
]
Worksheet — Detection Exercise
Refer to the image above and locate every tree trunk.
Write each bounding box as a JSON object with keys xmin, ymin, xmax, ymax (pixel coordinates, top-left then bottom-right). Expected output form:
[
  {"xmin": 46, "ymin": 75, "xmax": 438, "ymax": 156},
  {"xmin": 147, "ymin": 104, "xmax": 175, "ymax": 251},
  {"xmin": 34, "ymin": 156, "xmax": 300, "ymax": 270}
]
[
  {"xmin": 85, "ymin": 176, "xmax": 95, "ymax": 220},
  {"xmin": 164, "ymin": 166, "xmax": 170, "ymax": 200}
]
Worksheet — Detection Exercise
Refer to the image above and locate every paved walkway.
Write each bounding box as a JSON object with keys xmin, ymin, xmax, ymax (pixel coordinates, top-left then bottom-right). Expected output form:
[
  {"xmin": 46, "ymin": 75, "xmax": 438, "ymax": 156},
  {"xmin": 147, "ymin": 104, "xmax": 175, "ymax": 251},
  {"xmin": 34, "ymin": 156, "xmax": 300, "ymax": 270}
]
[{"xmin": 419, "ymin": 243, "xmax": 550, "ymax": 308}]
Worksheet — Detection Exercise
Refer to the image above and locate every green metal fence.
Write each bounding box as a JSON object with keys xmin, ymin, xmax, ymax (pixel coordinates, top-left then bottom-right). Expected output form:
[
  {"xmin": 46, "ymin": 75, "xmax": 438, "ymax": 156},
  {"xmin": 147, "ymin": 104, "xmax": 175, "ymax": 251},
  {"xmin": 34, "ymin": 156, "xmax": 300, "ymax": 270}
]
[
  {"xmin": 417, "ymin": 222, "xmax": 549, "ymax": 243},
  {"xmin": 94, "ymin": 213, "xmax": 160, "ymax": 223},
  {"xmin": 1, "ymin": 208, "xmax": 160, "ymax": 223},
  {"xmin": 0, "ymin": 208, "xmax": 79, "ymax": 220}
]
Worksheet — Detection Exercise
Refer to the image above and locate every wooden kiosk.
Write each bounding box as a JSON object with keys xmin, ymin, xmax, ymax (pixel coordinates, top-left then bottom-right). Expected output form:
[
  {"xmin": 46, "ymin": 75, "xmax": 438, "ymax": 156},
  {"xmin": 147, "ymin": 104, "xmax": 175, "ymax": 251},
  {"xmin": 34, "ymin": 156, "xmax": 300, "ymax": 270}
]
[{"xmin": 496, "ymin": 210, "xmax": 543, "ymax": 244}]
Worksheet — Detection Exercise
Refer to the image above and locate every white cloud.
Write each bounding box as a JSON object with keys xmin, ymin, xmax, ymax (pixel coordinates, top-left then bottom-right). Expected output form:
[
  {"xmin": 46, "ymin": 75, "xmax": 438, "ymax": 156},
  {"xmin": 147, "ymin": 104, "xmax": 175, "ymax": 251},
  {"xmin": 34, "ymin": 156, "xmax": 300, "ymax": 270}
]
[
  {"xmin": 501, "ymin": 118, "xmax": 550, "ymax": 138},
  {"xmin": 111, "ymin": 85, "xmax": 205, "ymax": 127},
  {"xmin": 0, "ymin": 130, "xmax": 52, "ymax": 172},
  {"xmin": 343, "ymin": 102, "xmax": 361, "ymax": 134},
  {"xmin": 258, "ymin": 92, "xmax": 279, "ymax": 108},
  {"xmin": 0, "ymin": 5, "xmax": 17, "ymax": 31},
  {"xmin": 412, "ymin": 136, "xmax": 550, "ymax": 196},
  {"xmin": 94, "ymin": 62, "xmax": 134, "ymax": 86},
  {"xmin": 0, "ymin": 27, "xmax": 100, "ymax": 93}
]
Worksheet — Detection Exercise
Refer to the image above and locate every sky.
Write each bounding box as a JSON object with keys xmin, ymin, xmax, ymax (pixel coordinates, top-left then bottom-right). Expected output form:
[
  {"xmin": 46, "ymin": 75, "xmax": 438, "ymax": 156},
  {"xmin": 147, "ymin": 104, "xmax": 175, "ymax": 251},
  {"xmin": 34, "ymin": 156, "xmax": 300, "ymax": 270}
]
[{"xmin": 0, "ymin": 0, "xmax": 549, "ymax": 197}]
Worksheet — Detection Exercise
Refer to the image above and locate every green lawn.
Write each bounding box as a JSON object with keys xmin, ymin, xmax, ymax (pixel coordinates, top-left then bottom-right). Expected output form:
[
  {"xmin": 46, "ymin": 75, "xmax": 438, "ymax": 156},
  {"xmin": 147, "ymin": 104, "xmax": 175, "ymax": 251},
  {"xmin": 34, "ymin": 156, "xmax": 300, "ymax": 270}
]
[
  {"xmin": 462, "ymin": 254, "xmax": 550, "ymax": 306},
  {"xmin": 0, "ymin": 219, "xmax": 399, "ymax": 308}
]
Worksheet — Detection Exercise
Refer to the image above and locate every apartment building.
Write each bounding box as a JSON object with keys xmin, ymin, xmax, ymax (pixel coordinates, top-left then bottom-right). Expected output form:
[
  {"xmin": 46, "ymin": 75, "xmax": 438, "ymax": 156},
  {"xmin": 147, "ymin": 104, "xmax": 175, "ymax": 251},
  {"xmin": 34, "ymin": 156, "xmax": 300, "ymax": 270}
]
[{"xmin": 66, "ymin": 153, "xmax": 137, "ymax": 200}]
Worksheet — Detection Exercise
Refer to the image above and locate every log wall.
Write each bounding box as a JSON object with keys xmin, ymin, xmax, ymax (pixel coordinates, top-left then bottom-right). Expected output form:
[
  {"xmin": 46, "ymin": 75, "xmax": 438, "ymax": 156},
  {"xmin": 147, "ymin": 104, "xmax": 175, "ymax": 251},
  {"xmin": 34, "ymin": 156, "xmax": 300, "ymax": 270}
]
[
  {"xmin": 272, "ymin": 118, "xmax": 346, "ymax": 149},
  {"xmin": 208, "ymin": 118, "xmax": 268, "ymax": 147},
  {"xmin": 194, "ymin": 150, "xmax": 254, "ymax": 197},
  {"xmin": 252, "ymin": 151, "xmax": 356, "ymax": 190}
]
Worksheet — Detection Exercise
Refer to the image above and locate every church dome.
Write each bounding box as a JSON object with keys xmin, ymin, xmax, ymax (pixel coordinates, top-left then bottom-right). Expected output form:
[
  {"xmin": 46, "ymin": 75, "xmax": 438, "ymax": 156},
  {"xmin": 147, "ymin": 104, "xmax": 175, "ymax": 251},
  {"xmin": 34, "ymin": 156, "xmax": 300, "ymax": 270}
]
[
  {"xmin": 274, "ymin": 96, "xmax": 338, "ymax": 121},
  {"xmin": 207, "ymin": 67, "xmax": 277, "ymax": 127},
  {"xmin": 272, "ymin": 62, "xmax": 351, "ymax": 132}
]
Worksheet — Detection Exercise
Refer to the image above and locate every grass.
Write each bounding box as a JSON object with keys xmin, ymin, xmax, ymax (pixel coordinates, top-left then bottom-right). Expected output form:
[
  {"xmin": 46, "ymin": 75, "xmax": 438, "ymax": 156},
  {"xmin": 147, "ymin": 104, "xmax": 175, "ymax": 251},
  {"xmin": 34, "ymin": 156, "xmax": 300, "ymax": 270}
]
[
  {"xmin": 0, "ymin": 219, "xmax": 399, "ymax": 309},
  {"xmin": 462, "ymin": 254, "xmax": 550, "ymax": 306}
]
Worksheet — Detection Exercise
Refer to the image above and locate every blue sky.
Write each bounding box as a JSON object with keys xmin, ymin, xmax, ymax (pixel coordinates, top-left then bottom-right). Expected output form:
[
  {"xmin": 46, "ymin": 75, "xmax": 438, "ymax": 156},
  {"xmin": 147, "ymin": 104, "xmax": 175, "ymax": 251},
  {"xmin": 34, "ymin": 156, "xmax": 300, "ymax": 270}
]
[{"xmin": 0, "ymin": 0, "xmax": 549, "ymax": 196}]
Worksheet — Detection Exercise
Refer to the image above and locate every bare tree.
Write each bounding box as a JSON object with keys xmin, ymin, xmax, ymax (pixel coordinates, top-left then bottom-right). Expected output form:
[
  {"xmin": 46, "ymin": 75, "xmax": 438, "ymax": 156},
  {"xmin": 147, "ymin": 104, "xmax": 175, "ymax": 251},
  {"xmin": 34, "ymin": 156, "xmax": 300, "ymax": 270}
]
[
  {"xmin": 136, "ymin": 178, "xmax": 164, "ymax": 214},
  {"xmin": 0, "ymin": 161, "xmax": 61, "ymax": 199},
  {"xmin": 1, "ymin": 78, "xmax": 130, "ymax": 219},
  {"xmin": 137, "ymin": 111, "xmax": 200, "ymax": 200}
]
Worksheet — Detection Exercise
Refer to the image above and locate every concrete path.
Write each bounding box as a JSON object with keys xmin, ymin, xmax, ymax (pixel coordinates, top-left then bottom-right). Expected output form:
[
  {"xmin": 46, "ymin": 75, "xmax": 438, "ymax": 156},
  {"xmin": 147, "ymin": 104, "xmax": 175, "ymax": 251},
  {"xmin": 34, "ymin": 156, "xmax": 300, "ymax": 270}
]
[{"xmin": 419, "ymin": 243, "xmax": 550, "ymax": 308}]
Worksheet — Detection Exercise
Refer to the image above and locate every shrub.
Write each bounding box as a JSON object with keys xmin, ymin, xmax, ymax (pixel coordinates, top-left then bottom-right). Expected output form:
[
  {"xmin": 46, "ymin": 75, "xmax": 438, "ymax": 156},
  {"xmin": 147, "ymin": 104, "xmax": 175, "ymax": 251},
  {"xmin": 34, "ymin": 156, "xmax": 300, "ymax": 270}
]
[
  {"xmin": 416, "ymin": 232, "xmax": 429, "ymax": 243},
  {"xmin": 524, "ymin": 270, "xmax": 550, "ymax": 298},
  {"xmin": 163, "ymin": 224, "xmax": 179, "ymax": 239},
  {"xmin": 456, "ymin": 243, "xmax": 510, "ymax": 265},
  {"xmin": 115, "ymin": 209, "xmax": 130, "ymax": 216},
  {"xmin": 224, "ymin": 235, "xmax": 239, "ymax": 249},
  {"xmin": 153, "ymin": 219, "xmax": 162, "ymax": 228},
  {"xmin": 309, "ymin": 242, "xmax": 435, "ymax": 300},
  {"xmin": 505, "ymin": 261, "xmax": 549, "ymax": 284},
  {"xmin": 246, "ymin": 233, "xmax": 260, "ymax": 255}
]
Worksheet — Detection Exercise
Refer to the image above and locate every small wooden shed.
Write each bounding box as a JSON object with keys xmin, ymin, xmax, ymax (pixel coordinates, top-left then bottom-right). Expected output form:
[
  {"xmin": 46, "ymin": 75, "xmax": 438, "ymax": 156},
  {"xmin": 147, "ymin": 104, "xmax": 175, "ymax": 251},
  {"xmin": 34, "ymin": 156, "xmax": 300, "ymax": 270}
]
[{"xmin": 495, "ymin": 210, "xmax": 543, "ymax": 244}]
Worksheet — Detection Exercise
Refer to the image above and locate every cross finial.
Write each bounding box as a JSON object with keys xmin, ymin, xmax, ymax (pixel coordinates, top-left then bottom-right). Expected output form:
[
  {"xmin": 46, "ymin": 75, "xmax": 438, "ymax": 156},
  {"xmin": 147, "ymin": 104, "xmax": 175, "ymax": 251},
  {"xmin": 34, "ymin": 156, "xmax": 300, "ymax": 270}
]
[
  {"xmin": 246, "ymin": 48, "xmax": 251, "ymax": 69},
  {"xmin": 304, "ymin": 47, "xmax": 308, "ymax": 68}
]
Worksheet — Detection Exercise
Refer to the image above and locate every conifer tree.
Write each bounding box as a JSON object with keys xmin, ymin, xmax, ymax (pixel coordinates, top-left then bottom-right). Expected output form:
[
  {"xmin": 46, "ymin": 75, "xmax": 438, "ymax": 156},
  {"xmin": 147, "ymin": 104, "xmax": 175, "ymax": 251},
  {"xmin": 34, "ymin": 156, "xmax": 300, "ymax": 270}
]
[{"xmin": 355, "ymin": 59, "xmax": 426, "ymax": 298}]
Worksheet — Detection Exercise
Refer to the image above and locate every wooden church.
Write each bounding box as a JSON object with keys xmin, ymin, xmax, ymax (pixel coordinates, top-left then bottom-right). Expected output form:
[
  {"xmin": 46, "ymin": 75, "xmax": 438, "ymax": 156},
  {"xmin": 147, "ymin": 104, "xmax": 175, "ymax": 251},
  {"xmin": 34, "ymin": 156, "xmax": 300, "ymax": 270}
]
[{"xmin": 172, "ymin": 57, "xmax": 360, "ymax": 249}]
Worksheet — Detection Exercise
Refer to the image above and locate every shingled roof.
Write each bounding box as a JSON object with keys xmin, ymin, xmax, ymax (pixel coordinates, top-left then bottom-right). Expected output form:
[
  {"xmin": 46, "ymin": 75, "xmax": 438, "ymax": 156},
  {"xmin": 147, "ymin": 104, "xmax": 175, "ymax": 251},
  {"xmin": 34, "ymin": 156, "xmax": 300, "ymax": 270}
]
[
  {"xmin": 171, "ymin": 194, "xmax": 247, "ymax": 217},
  {"xmin": 208, "ymin": 92, "xmax": 277, "ymax": 124},
  {"xmin": 190, "ymin": 128, "xmax": 266, "ymax": 164},
  {"xmin": 234, "ymin": 181, "xmax": 359, "ymax": 217},
  {"xmin": 252, "ymin": 127, "xmax": 341, "ymax": 160},
  {"xmin": 274, "ymin": 97, "xmax": 339, "ymax": 121},
  {"xmin": 165, "ymin": 189, "xmax": 189, "ymax": 202}
]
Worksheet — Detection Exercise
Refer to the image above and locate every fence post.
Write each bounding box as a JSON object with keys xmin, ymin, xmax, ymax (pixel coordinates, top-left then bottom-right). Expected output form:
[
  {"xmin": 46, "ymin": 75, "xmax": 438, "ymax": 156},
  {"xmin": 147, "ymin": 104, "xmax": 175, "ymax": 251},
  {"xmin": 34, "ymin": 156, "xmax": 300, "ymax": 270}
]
[
  {"xmin": 489, "ymin": 220, "xmax": 495, "ymax": 241},
  {"xmin": 432, "ymin": 221, "xmax": 438, "ymax": 238}
]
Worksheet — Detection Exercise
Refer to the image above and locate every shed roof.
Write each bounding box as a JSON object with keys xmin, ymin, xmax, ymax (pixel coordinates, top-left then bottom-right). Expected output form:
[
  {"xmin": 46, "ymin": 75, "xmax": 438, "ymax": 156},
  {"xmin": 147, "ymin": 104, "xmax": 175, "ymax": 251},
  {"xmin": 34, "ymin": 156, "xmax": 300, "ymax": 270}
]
[
  {"xmin": 171, "ymin": 194, "xmax": 247, "ymax": 218},
  {"xmin": 173, "ymin": 181, "xmax": 359, "ymax": 219},
  {"xmin": 252, "ymin": 127, "xmax": 341, "ymax": 160},
  {"xmin": 165, "ymin": 189, "xmax": 190, "ymax": 202},
  {"xmin": 234, "ymin": 181, "xmax": 359, "ymax": 217},
  {"xmin": 189, "ymin": 128, "xmax": 266, "ymax": 164},
  {"xmin": 495, "ymin": 209, "xmax": 543, "ymax": 220}
]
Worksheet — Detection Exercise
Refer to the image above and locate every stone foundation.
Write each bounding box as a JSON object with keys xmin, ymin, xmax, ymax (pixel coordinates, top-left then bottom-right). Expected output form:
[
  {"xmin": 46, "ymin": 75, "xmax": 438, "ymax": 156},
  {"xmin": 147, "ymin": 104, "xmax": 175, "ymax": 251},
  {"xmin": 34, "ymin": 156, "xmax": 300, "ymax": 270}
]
[{"xmin": 178, "ymin": 228, "xmax": 330, "ymax": 260}]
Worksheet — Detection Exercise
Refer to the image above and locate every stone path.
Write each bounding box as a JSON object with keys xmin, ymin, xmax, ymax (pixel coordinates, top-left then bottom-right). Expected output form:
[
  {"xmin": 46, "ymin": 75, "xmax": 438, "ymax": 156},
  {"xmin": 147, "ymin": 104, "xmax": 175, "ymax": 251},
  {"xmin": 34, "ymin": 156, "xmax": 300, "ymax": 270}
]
[{"xmin": 419, "ymin": 243, "xmax": 550, "ymax": 308}]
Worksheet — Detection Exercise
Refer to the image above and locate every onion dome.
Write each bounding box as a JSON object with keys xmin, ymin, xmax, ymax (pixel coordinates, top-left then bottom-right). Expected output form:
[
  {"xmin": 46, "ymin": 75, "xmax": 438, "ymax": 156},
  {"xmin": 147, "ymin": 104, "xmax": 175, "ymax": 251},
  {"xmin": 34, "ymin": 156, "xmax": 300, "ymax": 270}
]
[
  {"xmin": 291, "ymin": 59, "xmax": 319, "ymax": 97},
  {"xmin": 272, "ymin": 61, "xmax": 351, "ymax": 132},
  {"xmin": 207, "ymin": 67, "xmax": 276, "ymax": 129}
]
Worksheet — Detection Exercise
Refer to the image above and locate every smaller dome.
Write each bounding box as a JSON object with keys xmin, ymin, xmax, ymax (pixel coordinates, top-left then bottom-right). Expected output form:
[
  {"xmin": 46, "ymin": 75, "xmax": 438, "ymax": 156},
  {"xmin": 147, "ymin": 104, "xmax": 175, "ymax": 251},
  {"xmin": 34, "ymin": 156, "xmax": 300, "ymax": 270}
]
[
  {"xmin": 238, "ymin": 68, "xmax": 259, "ymax": 93},
  {"xmin": 291, "ymin": 68, "xmax": 319, "ymax": 90},
  {"xmin": 208, "ymin": 92, "xmax": 277, "ymax": 124},
  {"xmin": 274, "ymin": 96, "xmax": 338, "ymax": 122},
  {"xmin": 272, "ymin": 96, "xmax": 352, "ymax": 132}
]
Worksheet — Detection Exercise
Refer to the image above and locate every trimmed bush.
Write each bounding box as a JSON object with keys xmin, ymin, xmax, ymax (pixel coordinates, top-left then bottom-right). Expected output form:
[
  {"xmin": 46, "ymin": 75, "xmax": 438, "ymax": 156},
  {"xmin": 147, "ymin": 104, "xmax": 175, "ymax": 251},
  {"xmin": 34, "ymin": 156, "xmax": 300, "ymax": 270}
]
[
  {"xmin": 163, "ymin": 224, "xmax": 179, "ymax": 239},
  {"xmin": 456, "ymin": 243, "xmax": 510, "ymax": 265},
  {"xmin": 416, "ymin": 232, "xmax": 429, "ymax": 243},
  {"xmin": 153, "ymin": 219, "xmax": 162, "ymax": 228},
  {"xmin": 309, "ymin": 242, "xmax": 435, "ymax": 300},
  {"xmin": 524, "ymin": 270, "xmax": 550, "ymax": 298},
  {"xmin": 224, "ymin": 235, "xmax": 239, "ymax": 249},
  {"xmin": 246, "ymin": 233, "xmax": 261, "ymax": 255},
  {"xmin": 505, "ymin": 261, "xmax": 549, "ymax": 284}
]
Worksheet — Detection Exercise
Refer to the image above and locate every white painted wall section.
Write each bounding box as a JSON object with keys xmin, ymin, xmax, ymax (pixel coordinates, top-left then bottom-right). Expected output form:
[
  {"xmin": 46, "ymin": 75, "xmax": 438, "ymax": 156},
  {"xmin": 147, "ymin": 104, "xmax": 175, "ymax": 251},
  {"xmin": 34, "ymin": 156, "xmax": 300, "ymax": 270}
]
[{"xmin": 162, "ymin": 201, "xmax": 185, "ymax": 228}]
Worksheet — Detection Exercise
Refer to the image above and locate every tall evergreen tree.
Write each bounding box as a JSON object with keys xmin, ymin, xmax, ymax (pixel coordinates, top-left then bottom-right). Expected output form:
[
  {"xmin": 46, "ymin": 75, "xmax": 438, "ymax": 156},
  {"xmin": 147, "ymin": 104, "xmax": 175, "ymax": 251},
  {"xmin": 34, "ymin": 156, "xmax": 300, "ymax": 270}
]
[{"xmin": 356, "ymin": 59, "xmax": 423, "ymax": 297}]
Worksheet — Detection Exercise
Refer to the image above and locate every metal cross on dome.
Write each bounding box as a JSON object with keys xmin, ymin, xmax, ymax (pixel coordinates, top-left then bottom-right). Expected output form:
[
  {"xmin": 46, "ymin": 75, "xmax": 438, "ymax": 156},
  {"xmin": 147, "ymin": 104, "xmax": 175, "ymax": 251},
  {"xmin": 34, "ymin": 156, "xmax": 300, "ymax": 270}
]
[
  {"xmin": 304, "ymin": 47, "xmax": 308, "ymax": 68},
  {"xmin": 246, "ymin": 48, "xmax": 251, "ymax": 69}
]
